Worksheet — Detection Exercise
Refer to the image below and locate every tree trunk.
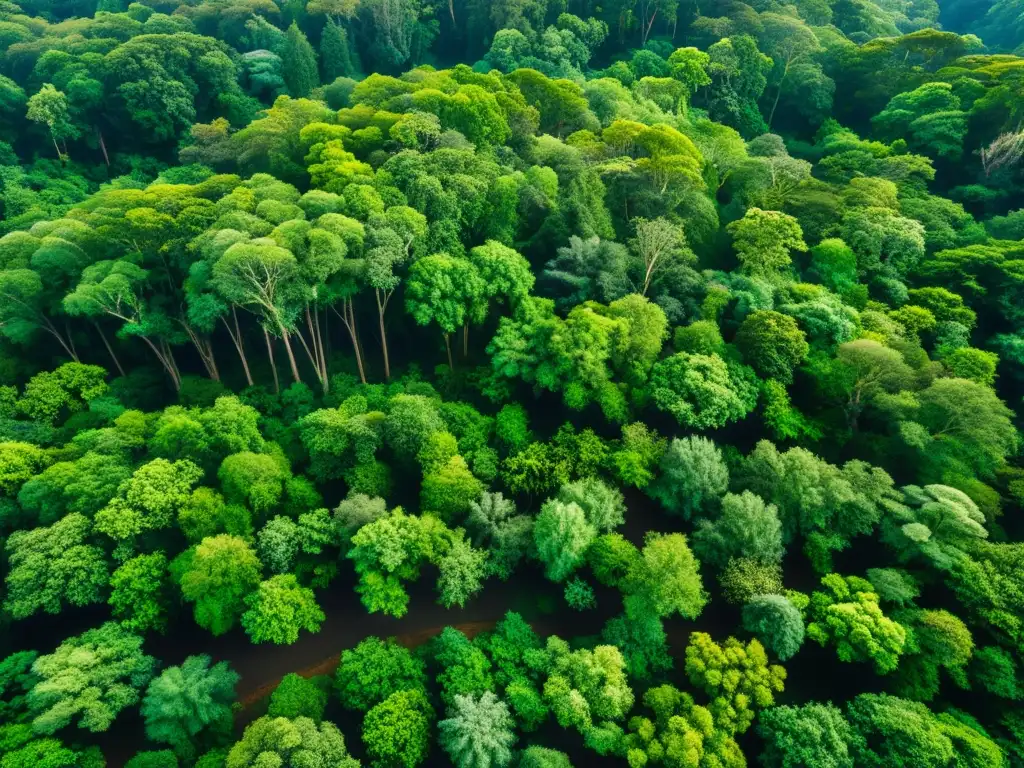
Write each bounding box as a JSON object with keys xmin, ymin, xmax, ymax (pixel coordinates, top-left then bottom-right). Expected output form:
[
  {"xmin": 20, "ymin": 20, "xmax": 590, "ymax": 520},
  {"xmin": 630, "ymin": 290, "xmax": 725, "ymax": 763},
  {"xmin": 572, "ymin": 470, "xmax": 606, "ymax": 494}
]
[
  {"xmin": 92, "ymin": 322, "xmax": 125, "ymax": 377},
  {"xmin": 224, "ymin": 308, "xmax": 254, "ymax": 387},
  {"xmin": 376, "ymin": 289, "xmax": 391, "ymax": 381},
  {"xmin": 278, "ymin": 325, "xmax": 303, "ymax": 385},
  {"xmin": 139, "ymin": 336, "xmax": 180, "ymax": 391},
  {"xmin": 332, "ymin": 301, "xmax": 366, "ymax": 384},
  {"xmin": 463, "ymin": 321, "xmax": 469, "ymax": 357},
  {"xmin": 97, "ymin": 129, "xmax": 110, "ymax": 167},
  {"xmin": 264, "ymin": 327, "xmax": 280, "ymax": 393},
  {"xmin": 444, "ymin": 332, "xmax": 453, "ymax": 371}
]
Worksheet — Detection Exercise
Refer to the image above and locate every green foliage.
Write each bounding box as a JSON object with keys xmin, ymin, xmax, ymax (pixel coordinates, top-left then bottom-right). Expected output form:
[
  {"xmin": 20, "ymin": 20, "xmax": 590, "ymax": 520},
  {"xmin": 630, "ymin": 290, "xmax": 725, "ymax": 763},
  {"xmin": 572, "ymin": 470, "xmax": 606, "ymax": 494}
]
[
  {"xmin": 29, "ymin": 622, "xmax": 156, "ymax": 734},
  {"xmin": 533, "ymin": 499, "xmax": 596, "ymax": 582},
  {"xmin": 226, "ymin": 716, "xmax": 359, "ymax": 768},
  {"xmin": 336, "ymin": 637, "xmax": 427, "ymax": 712},
  {"xmin": 172, "ymin": 535, "xmax": 262, "ymax": 636},
  {"xmin": 684, "ymin": 633, "xmax": 786, "ymax": 735},
  {"xmin": 141, "ymin": 656, "xmax": 238, "ymax": 756},
  {"xmin": 362, "ymin": 689, "xmax": 434, "ymax": 768},
  {"xmin": 4, "ymin": 512, "xmax": 108, "ymax": 619},
  {"xmin": 758, "ymin": 703, "xmax": 855, "ymax": 768},
  {"xmin": 110, "ymin": 553, "xmax": 171, "ymax": 634},
  {"xmin": 623, "ymin": 533, "xmax": 707, "ymax": 620},
  {"xmin": 692, "ymin": 491, "xmax": 783, "ymax": 569},
  {"xmin": 742, "ymin": 595, "xmax": 805, "ymax": 661},
  {"xmin": 806, "ymin": 574, "xmax": 907, "ymax": 674},
  {"xmin": 268, "ymin": 673, "xmax": 328, "ymax": 722},
  {"xmin": 242, "ymin": 575, "xmax": 324, "ymax": 644},
  {"xmin": 647, "ymin": 436, "xmax": 728, "ymax": 519},
  {"xmin": 563, "ymin": 578, "xmax": 597, "ymax": 611},
  {"xmin": 438, "ymin": 691, "xmax": 516, "ymax": 768},
  {"xmin": 649, "ymin": 353, "xmax": 758, "ymax": 430}
]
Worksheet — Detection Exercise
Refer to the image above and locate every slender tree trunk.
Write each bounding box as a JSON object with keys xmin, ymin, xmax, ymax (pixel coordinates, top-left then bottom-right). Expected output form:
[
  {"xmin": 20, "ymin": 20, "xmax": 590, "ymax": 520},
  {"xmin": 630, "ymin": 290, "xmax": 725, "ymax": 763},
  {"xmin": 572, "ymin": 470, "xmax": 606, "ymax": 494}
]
[
  {"xmin": 43, "ymin": 321, "xmax": 79, "ymax": 362},
  {"xmin": 447, "ymin": 0, "xmax": 455, "ymax": 23},
  {"xmin": 51, "ymin": 133, "xmax": 61, "ymax": 159},
  {"xmin": 463, "ymin": 321, "xmax": 469, "ymax": 357},
  {"xmin": 443, "ymin": 332, "xmax": 453, "ymax": 371},
  {"xmin": 768, "ymin": 60, "xmax": 791, "ymax": 129},
  {"xmin": 92, "ymin": 321, "xmax": 125, "ymax": 377},
  {"xmin": 277, "ymin": 325, "xmax": 303, "ymax": 385},
  {"xmin": 224, "ymin": 308, "xmax": 254, "ymax": 387},
  {"xmin": 332, "ymin": 301, "xmax": 366, "ymax": 384},
  {"xmin": 139, "ymin": 336, "xmax": 180, "ymax": 391},
  {"xmin": 297, "ymin": 307, "xmax": 328, "ymax": 393},
  {"xmin": 65, "ymin": 322, "xmax": 79, "ymax": 361},
  {"xmin": 375, "ymin": 289, "xmax": 391, "ymax": 381},
  {"xmin": 264, "ymin": 327, "xmax": 280, "ymax": 393},
  {"xmin": 96, "ymin": 129, "xmax": 110, "ymax": 167}
]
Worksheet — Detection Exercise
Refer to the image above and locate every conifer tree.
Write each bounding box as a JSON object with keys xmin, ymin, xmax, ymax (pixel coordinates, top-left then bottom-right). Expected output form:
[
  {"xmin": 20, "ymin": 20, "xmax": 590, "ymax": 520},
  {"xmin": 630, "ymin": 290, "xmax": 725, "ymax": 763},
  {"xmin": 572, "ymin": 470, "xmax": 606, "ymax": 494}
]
[
  {"xmin": 321, "ymin": 20, "xmax": 356, "ymax": 81},
  {"xmin": 282, "ymin": 23, "xmax": 319, "ymax": 97}
]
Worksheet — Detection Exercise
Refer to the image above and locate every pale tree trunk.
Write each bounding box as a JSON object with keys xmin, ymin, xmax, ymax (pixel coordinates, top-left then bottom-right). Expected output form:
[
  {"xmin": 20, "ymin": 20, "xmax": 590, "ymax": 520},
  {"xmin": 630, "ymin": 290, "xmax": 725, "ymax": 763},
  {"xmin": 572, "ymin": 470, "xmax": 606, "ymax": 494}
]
[
  {"xmin": 443, "ymin": 332, "xmax": 453, "ymax": 371},
  {"xmin": 223, "ymin": 307, "xmax": 254, "ymax": 387},
  {"xmin": 96, "ymin": 129, "xmax": 110, "ymax": 167},
  {"xmin": 294, "ymin": 305, "xmax": 329, "ymax": 394},
  {"xmin": 332, "ymin": 300, "xmax": 366, "ymax": 384},
  {"xmin": 138, "ymin": 336, "xmax": 181, "ymax": 391},
  {"xmin": 92, "ymin": 321, "xmax": 125, "ymax": 377},
  {"xmin": 277, "ymin": 325, "xmax": 303, "ymax": 386},
  {"xmin": 375, "ymin": 288, "xmax": 392, "ymax": 381},
  {"xmin": 264, "ymin": 327, "xmax": 280, "ymax": 393}
]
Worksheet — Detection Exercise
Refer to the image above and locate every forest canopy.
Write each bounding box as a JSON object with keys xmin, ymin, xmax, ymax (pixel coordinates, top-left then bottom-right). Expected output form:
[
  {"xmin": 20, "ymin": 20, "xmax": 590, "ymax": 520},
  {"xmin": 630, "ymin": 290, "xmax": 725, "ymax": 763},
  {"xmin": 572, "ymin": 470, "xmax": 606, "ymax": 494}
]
[{"xmin": 1, "ymin": 0, "xmax": 1024, "ymax": 766}]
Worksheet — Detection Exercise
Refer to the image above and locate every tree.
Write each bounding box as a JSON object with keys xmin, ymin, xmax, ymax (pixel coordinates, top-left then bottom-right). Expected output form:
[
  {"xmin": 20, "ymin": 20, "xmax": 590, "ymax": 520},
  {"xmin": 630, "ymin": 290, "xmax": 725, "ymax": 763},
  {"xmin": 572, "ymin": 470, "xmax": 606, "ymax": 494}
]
[
  {"xmin": 624, "ymin": 533, "xmax": 707, "ymax": 620},
  {"xmin": 692, "ymin": 491, "xmax": 784, "ymax": 569},
  {"xmin": 543, "ymin": 639, "xmax": 633, "ymax": 732},
  {"xmin": 518, "ymin": 747, "xmax": 572, "ymax": 768},
  {"xmin": 555, "ymin": 477, "xmax": 625, "ymax": 532},
  {"xmin": 735, "ymin": 311, "xmax": 809, "ymax": 383},
  {"xmin": 282, "ymin": 23, "xmax": 319, "ymax": 97},
  {"xmin": 807, "ymin": 574, "xmax": 907, "ymax": 674},
  {"xmin": 684, "ymin": 633, "xmax": 786, "ymax": 735},
  {"xmin": 758, "ymin": 703, "xmax": 855, "ymax": 768},
  {"xmin": 742, "ymin": 595, "xmax": 805, "ymax": 661},
  {"xmin": 405, "ymin": 254, "xmax": 484, "ymax": 369},
  {"xmin": 4, "ymin": 512, "xmax": 108, "ymax": 620},
  {"xmin": 95, "ymin": 458, "xmax": 203, "ymax": 556},
  {"xmin": 141, "ymin": 656, "xmax": 238, "ymax": 757},
  {"xmin": 110, "ymin": 553, "xmax": 171, "ymax": 634},
  {"xmin": 830, "ymin": 340, "xmax": 914, "ymax": 429},
  {"xmin": 532, "ymin": 499, "xmax": 596, "ymax": 582},
  {"xmin": 647, "ymin": 436, "xmax": 729, "ymax": 519},
  {"xmin": 29, "ymin": 622, "xmax": 155, "ymax": 734},
  {"xmin": 321, "ymin": 20, "xmax": 357, "ymax": 81},
  {"xmin": 226, "ymin": 717, "xmax": 359, "ymax": 768},
  {"xmin": 438, "ymin": 692, "xmax": 516, "ymax": 768},
  {"xmin": 268, "ymin": 674, "xmax": 328, "ymax": 722},
  {"xmin": 335, "ymin": 637, "xmax": 427, "ymax": 711},
  {"xmin": 362, "ymin": 689, "xmax": 434, "ymax": 768},
  {"xmin": 623, "ymin": 684, "xmax": 744, "ymax": 768},
  {"xmin": 914, "ymin": 378, "xmax": 1017, "ymax": 475},
  {"xmin": 172, "ymin": 535, "xmax": 262, "ymax": 636},
  {"xmin": 727, "ymin": 208, "xmax": 806, "ymax": 276},
  {"xmin": 668, "ymin": 47, "xmax": 711, "ymax": 96},
  {"xmin": 421, "ymin": 456, "xmax": 484, "ymax": 523},
  {"xmin": 26, "ymin": 84, "xmax": 78, "ymax": 158},
  {"xmin": 845, "ymin": 693, "xmax": 1000, "ymax": 768},
  {"xmin": 649, "ymin": 352, "xmax": 759, "ymax": 429},
  {"xmin": 628, "ymin": 218, "xmax": 693, "ymax": 297},
  {"xmin": 241, "ymin": 575, "xmax": 325, "ymax": 644}
]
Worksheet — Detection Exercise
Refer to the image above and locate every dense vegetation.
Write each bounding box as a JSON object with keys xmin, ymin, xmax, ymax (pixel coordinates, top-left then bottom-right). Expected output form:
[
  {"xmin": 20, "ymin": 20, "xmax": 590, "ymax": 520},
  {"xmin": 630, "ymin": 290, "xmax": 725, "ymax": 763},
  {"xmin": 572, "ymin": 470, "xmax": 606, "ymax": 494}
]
[{"xmin": 1, "ymin": 0, "xmax": 1024, "ymax": 765}]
